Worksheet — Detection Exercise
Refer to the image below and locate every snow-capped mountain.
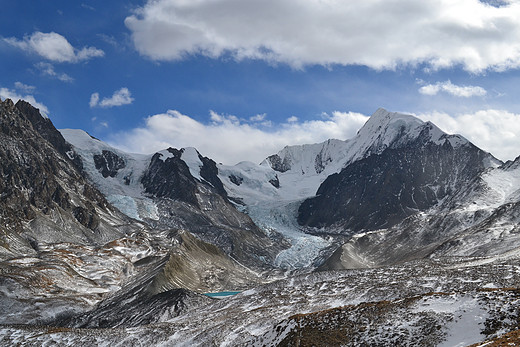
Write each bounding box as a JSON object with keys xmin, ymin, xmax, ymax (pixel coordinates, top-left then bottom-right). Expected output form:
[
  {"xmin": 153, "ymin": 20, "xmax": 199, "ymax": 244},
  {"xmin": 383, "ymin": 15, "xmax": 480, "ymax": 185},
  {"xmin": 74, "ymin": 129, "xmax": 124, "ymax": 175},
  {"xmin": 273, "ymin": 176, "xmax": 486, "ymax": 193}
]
[
  {"xmin": 298, "ymin": 109, "xmax": 500, "ymax": 232},
  {"xmin": 60, "ymin": 129, "xmax": 287, "ymax": 271},
  {"xmin": 0, "ymin": 98, "xmax": 270, "ymax": 327},
  {"xmin": 62, "ymin": 107, "xmax": 505, "ymax": 271},
  {"xmin": 3, "ymin": 98, "xmax": 520, "ymax": 346},
  {"xmin": 222, "ymin": 108, "xmax": 463, "ymax": 206}
]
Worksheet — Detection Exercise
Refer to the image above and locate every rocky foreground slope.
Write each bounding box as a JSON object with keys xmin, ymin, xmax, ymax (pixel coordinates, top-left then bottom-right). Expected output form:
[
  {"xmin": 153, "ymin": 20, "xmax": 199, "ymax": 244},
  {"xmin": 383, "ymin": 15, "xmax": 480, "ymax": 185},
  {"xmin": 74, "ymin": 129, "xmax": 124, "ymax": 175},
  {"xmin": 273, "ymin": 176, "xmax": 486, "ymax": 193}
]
[{"xmin": 2, "ymin": 256, "xmax": 520, "ymax": 346}]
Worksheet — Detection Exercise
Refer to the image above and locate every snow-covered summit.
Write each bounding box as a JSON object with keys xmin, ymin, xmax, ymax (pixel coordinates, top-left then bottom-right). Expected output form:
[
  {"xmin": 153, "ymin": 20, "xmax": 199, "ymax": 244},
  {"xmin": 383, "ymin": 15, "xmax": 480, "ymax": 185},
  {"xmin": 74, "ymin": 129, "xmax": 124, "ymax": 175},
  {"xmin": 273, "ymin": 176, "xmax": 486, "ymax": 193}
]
[
  {"xmin": 60, "ymin": 129, "xmax": 150, "ymax": 196},
  {"xmin": 355, "ymin": 108, "xmax": 430, "ymax": 154},
  {"xmin": 252, "ymin": 108, "xmax": 476, "ymax": 202},
  {"xmin": 351, "ymin": 108, "xmax": 473, "ymax": 160},
  {"xmin": 61, "ymin": 129, "xmax": 158, "ymax": 221},
  {"xmin": 61, "ymin": 130, "xmax": 212, "ymax": 198}
]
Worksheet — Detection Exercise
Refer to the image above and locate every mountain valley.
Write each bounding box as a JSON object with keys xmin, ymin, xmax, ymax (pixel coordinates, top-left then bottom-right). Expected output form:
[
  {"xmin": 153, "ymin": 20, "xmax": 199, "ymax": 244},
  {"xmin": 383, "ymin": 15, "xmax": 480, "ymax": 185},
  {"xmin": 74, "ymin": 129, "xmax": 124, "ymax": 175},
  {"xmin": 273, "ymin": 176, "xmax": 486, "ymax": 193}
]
[{"xmin": 1, "ymin": 98, "xmax": 520, "ymax": 346}]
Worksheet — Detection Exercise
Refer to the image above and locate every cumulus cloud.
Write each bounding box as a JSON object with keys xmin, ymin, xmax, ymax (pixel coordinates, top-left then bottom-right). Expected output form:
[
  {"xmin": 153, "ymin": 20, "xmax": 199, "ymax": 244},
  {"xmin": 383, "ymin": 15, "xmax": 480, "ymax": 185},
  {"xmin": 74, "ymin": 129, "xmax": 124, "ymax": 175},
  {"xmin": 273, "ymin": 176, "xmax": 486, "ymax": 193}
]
[
  {"xmin": 417, "ymin": 109, "xmax": 520, "ymax": 161},
  {"xmin": 109, "ymin": 110, "xmax": 369, "ymax": 165},
  {"xmin": 0, "ymin": 86, "xmax": 49, "ymax": 116},
  {"xmin": 90, "ymin": 88, "xmax": 134, "ymax": 108},
  {"xmin": 419, "ymin": 80, "xmax": 487, "ymax": 97},
  {"xmin": 4, "ymin": 32, "xmax": 104, "ymax": 63},
  {"xmin": 125, "ymin": 0, "xmax": 520, "ymax": 72}
]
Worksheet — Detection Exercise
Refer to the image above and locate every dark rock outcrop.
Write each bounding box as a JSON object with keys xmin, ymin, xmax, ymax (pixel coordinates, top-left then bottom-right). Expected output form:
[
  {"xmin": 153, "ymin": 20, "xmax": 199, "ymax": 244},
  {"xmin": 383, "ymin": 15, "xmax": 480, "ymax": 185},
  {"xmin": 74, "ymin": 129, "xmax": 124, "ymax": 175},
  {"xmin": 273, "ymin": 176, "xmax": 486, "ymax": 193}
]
[
  {"xmin": 14, "ymin": 100, "xmax": 83, "ymax": 170},
  {"xmin": 141, "ymin": 149, "xmax": 201, "ymax": 206},
  {"xmin": 269, "ymin": 175, "xmax": 280, "ymax": 188},
  {"xmin": 265, "ymin": 152, "xmax": 292, "ymax": 172},
  {"xmin": 199, "ymin": 154, "xmax": 228, "ymax": 198},
  {"xmin": 93, "ymin": 150, "xmax": 126, "ymax": 178},
  {"xmin": 141, "ymin": 148, "xmax": 228, "ymax": 206},
  {"xmin": 229, "ymin": 174, "xmax": 243, "ymax": 186}
]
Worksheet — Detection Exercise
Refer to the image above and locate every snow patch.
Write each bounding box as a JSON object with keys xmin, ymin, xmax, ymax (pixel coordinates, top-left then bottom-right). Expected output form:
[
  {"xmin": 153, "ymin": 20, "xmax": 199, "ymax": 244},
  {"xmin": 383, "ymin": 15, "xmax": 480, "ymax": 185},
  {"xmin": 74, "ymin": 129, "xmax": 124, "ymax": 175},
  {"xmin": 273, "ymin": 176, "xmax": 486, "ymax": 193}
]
[
  {"xmin": 181, "ymin": 147, "xmax": 203, "ymax": 181},
  {"xmin": 436, "ymin": 297, "xmax": 488, "ymax": 347},
  {"xmin": 157, "ymin": 149, "xmax": 175, "ymax": 161},
  {"xmin": 482, "ymin": 164, "xmax": 520, "ymax": 206}
]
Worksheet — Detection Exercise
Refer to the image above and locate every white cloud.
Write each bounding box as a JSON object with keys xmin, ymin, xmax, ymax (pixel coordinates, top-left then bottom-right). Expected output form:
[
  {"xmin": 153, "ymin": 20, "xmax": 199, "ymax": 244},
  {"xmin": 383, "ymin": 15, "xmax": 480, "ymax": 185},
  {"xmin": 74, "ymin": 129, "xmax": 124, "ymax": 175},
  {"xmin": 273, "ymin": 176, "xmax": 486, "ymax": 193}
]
[
  {"xmin": 250, "ymin": 113, "xmax": 266, "ymax": 122},
  {"xmin": 89, "ymin": 93, "xmax": 100, "ymax": 108},
  {"xmin": 419, "ymin": 80, "xmax": 487, "ymax": 97},
  {"xmin": 14, "ymin": 82, "xmax": 35, "ymax": 93},
  {"xmin": 287, "ymin": 116, "xmax": 299, "ymax": 123},
  {"xmin": 419, "ymin": 84, "xmax": 442, "ymax": 96},
  {"xmin": 5, "ymin": 32, "xmax": 104, "ymax": 63},
  {"xmin": 35, "ymin": 62, "xmax": 74, "ymax": 82},
  {"xmin": 418, "ymin": 109, "xmax": 520, "ymax": 161},
  {"xmin": 0, "ymin": 87, "xmax": 49, "ymax": 116},
  {"xmin": 90, "ymin": 88, "xmax": 134, "ymax": 108},
  {"xmin": 109, "ymin": 110, "xmax": 369, "ymax": 165},
  {"xmin": 125, "ymin": 0, "xmax": 520, "ymax": 72}
]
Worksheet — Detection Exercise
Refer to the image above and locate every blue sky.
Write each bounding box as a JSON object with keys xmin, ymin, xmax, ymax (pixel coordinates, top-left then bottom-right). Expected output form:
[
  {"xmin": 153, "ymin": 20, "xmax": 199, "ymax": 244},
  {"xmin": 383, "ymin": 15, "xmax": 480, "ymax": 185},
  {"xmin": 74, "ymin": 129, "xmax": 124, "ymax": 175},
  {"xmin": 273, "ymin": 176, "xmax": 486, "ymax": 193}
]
[{"xmin": 2, "ymin": 0, "xmax": 520, "ymax": 164}]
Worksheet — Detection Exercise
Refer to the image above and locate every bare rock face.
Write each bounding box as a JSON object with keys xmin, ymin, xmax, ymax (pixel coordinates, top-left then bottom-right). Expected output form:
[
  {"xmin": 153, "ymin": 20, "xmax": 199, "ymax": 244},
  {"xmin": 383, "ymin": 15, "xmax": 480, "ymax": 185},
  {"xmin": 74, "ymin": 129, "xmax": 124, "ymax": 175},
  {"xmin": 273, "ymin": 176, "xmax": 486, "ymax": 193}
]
[
  {"xmin": 0, "ymin": 99, "xmax": 120, "ymax": 259},
  {"xmin": 0, "ymin": 98, "xmax": 162, "ymax": 326},
  {"xmin": 264, "ymin": 152, "xmax": 292, "ymax": 173},
  {"xmin": 94, "ymin": 150, "xmax": 126, "ymax": 178},
  {"xmin": 141, "ymin": 147, "xmax": 228, "ymax": 207},
  {"xmin": 141, "ymin": 149, "xmax": 201, "ymax": 206},
  {"xmin": 14, "ymin": 100, "xmax": 84, "ymax": 170}
]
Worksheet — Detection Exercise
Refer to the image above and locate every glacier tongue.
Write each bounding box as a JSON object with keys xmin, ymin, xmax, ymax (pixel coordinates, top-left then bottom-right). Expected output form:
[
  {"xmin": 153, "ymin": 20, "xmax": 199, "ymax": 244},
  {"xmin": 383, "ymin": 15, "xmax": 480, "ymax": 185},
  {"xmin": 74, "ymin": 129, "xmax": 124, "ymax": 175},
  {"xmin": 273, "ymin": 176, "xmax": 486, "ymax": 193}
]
[
  {"xmin": 246, "ymin": 200, "xmax": 331, "ymax": 269},
  {"xmin": 219, "ymin": 161, "xmax": 335, "ymax": 269}
]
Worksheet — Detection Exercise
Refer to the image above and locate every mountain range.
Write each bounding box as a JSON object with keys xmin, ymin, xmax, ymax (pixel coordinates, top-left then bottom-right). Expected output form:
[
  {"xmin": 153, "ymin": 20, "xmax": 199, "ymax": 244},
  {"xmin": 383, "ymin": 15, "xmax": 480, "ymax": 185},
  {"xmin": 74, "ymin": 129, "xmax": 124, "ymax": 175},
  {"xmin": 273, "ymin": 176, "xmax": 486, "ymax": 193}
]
[{"xmin": 1, "ymin": 97, "xmax": 520, "ymax": 346}]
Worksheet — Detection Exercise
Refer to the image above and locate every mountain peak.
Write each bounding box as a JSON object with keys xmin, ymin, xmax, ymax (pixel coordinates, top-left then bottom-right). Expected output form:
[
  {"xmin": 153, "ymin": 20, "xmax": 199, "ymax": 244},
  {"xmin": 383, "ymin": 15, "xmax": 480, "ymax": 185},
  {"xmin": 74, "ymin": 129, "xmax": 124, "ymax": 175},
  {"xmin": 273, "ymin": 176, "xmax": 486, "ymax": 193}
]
[
  {"xmin": 1, "ymin": 98, "xmax": 15, "ymax": 110},
  {"xmin": 351, "ymin": 108, "xmax": 455, "ymax": 161},
  {"xmin": 357, "ymin": 108, "xmax": 424, "ymax": 139}
]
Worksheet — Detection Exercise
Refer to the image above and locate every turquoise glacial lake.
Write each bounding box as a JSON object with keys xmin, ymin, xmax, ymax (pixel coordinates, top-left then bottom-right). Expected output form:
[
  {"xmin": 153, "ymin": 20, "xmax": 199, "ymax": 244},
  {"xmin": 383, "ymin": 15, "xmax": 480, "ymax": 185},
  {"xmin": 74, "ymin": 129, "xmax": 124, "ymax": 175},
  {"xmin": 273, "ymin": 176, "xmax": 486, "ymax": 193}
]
[{"xmin": 204, "ymin": 291, "xmax": 241, "ymax": 298}]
